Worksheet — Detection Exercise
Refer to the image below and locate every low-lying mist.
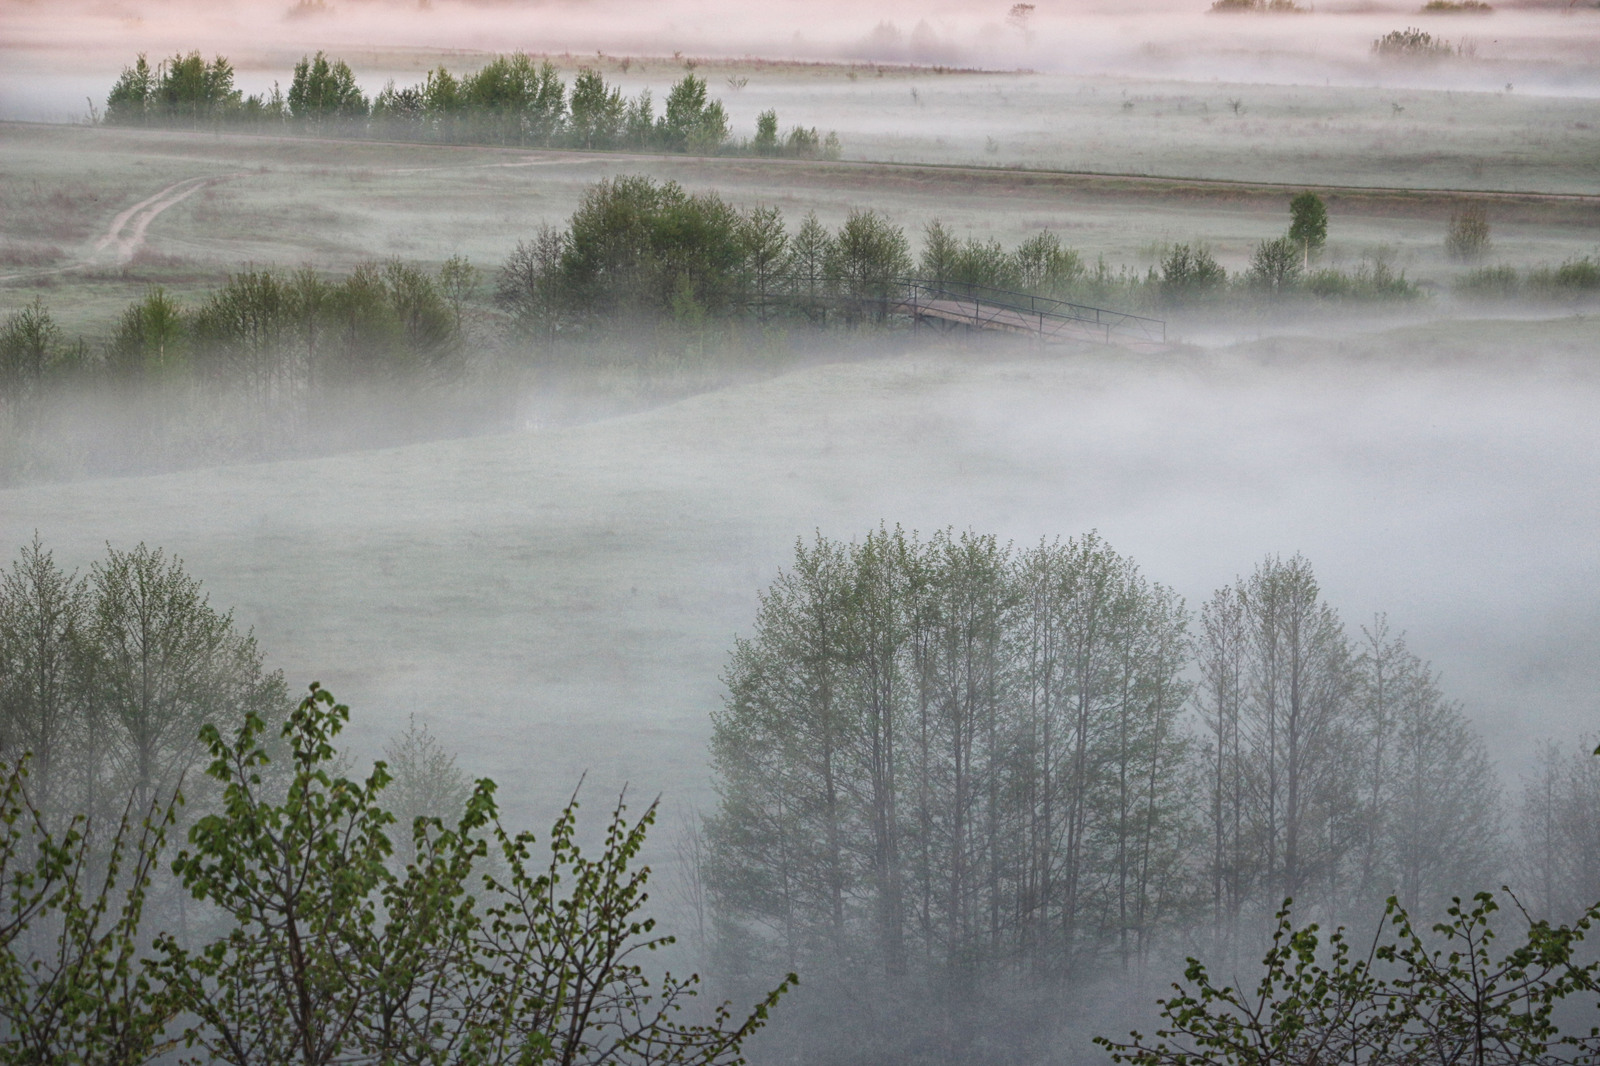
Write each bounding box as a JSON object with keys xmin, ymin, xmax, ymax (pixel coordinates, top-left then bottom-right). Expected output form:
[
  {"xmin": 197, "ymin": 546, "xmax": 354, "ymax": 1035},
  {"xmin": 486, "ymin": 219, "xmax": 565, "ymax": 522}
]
[
  {"xmin": 3, "ymin": 321, "xmax": 1595, "ymax": 819},
  {"xmin": 5, "ymin": 0, "xmax": 1600, "ymax": 126}
]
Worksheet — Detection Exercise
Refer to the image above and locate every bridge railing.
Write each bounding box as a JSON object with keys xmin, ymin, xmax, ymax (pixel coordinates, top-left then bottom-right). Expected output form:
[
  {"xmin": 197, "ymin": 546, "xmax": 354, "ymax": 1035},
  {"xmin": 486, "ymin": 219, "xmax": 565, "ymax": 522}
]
[
  {"xmin": 898, "ymin": 279, "xmax": 1167, "ymax": 344},
  {"xmin": 746, "ymin": 274, "xmax": 1165, "ymax": 345}
]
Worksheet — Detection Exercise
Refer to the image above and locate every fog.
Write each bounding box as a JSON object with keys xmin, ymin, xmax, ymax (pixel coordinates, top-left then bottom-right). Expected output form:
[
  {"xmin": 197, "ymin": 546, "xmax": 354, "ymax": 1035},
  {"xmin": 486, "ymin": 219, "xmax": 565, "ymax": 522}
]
[
  {"xmin": 5, "ymin": 0, "xmax": 1600, "ymax": 125},
  {"xmin": 2, "ymin": 0, "xmax": 1599, "ymax": 1058},
  {"xmin": 4, "ymin": 333, "xmax": 1597, "ymax": 817}
]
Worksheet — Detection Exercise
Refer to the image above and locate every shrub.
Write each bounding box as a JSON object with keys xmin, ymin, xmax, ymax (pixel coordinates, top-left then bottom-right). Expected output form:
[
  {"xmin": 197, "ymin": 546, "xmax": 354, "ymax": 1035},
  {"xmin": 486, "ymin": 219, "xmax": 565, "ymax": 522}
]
[
  {"xmin": 1446, "ymin": 204, "xmax": 1491, "ymax": 260},
  {"xmin": 1373, "ymin": 27, "xmax": 1455, "ymax": 57},
  {"xmin": 1247, "ymin": 236, "xmax": 1303, "ymax": 294},
  {"xmin": 1421, "ymin": 0, "xmax": 1492, "ymax": 11},
  {"xmin": 1527, "ymin": 257, "xmax": 1600, "ymax": 296},
  {"xmin": 1098, "ymin": 893, "xmax": 1600, "ymax": 1066},
  {"xmin": 1159, "ymin": 243, "xmax": 1227, "ymax": 305},
  {"xmin": 1305, "ymin": 257, "xmax": 1420, "ymax": 300}
]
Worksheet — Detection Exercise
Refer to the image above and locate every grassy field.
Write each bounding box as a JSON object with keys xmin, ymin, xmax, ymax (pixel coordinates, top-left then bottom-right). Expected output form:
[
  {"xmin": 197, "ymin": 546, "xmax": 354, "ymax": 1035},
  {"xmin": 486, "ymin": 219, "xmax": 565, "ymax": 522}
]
[{"xmin": 2, "ymin": 118, "xmax": 1597, "ymax": 335}]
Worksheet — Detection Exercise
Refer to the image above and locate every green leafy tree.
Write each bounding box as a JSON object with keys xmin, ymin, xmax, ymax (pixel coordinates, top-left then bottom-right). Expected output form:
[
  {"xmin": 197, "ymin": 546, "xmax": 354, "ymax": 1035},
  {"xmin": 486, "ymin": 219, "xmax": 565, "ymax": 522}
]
[
  {"xmin": 1247, "ymin": 236, "xmax": 1303, "ymax": 295},
  {"xmin": 751, "ymin": 111, "xmax": 779, "ymax": 157},
  {"xmin": 825, "ymin": 210, "xmax": 911, "ymax": 322},
  {"xmin": 661, "ymin": 76, "xmax": 729, "ymax": 153},
  {"xmin": 918, "ymin": 220, "xmax": 959, "ymax": 286},
  {"xmin": 740, "ymin": 206, "xmax": 791, "ymax": 324},
  {"xmin": 154, "ymin": 52, "xmax": 241, "ymax": 125},
  {"xmin": 0, "ymin": 755, "xmax": 179, "ymax": 1065},
  {"xmin": 1012, "ymin": 229, "xmax": 1085, "ymax": 297},
  {"xmin": 1097, "ymin": 893, "xmax": 1600, "ymax": 1065},
  {"xmin": 109, "ymin": 288, "xmax": 187, "ymax": 381},
  {"xmin": 1159, "ymin": 244, "xmax": 1227, "ymax": 305},
  {"xmin": 1288, "ymin": 191, "xmax": 1329, "ymax": 260},
  {"xmin": 0, "ymin": 536, "xmax": 88, "ymax": 815},
  {"xmin": 288, "ymin": 52, "xmax": 369, "ymax": 124},
  {"xmin": 0, "ymin": 298, "xmax": 62, "ymax": 402},
  {"xmin": 567, "ymin": 68, "xmax": 626, "ymax": 149},
  {"xmin": 461, "ymin": 54, "xmax": 564, "ymax": 146},
  {"xmin": 105, "ymin": 55, "xmax": 155, "ymax": 125},
  {"xmin": 156, "ymin": 684, "xmax": 793, "ymax": 1066}
]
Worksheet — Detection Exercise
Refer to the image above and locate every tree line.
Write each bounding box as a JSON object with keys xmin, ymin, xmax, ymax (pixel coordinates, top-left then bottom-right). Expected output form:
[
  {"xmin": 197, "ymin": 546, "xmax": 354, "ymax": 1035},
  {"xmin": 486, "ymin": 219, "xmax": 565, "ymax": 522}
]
[
  {"xmin": 705, "ymin": 528, "xmax": 1568, "ymax": 999},
  {"xmin": 104, "ymin": 50, "xmax": 841, "ymax": 159}
]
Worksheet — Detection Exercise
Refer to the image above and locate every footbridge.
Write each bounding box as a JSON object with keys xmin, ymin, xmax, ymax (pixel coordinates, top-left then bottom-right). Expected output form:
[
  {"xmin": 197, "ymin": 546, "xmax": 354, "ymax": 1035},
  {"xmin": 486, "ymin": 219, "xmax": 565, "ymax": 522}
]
[
  {"xmin": 764, "ymin": 277, "xmax": 1165, "ymax": 347},
  {"xmin": 893, "ymin": 280, "xmax": 1166, "ymax": 347}
]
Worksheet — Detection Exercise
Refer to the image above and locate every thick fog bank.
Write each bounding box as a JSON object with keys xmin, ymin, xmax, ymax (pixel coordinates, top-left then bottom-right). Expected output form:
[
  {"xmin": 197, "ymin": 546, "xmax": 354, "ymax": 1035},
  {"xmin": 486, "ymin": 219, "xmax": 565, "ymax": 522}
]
[
  {"xmin": 4, "ymin": 0, "xmax": 1599, "ymax": 124},
  {"xmin": 1, "ymin": 324, "xmax": 1595, "ymax": 827}
]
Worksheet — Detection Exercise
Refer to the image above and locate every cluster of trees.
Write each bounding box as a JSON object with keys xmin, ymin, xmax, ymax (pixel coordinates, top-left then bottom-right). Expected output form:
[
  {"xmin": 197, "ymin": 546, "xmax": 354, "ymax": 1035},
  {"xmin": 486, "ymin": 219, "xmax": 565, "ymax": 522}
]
[
  {"xmin": 0, "ymin": 260, "xmax": 478, "ymax": 480},
  {"xmin": 706, "ymin": 530, "xmax": 1547, "ymax": 1001},
  {"xmin": 0, "ymin": 684, "xmax": 790, "ymax": 1064},
  {"xmin": 104, "ymin": 50, "xmax": 840, "ymax": 158},
  {"xmin": 0, "ymin": 537, "xmax": 791, "ymax": 1063},
  {"xmin": 495, "ymin": 177, "xmax": 919, "ymax": 337},
  {"xmin": 708, "ymin": 529, "xmax": 1194, "ymax": 987},
  {"xmin": 0, "ymin": 536, "xmax": 289, "ymax": 830}
]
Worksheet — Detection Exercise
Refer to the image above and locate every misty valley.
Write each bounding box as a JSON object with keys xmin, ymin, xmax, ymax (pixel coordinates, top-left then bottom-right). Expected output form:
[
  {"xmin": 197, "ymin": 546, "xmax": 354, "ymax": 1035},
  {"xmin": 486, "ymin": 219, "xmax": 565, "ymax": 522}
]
[{"xmin": 2, "ymin": 0, "xmax": 1599, "ymax": 1064}]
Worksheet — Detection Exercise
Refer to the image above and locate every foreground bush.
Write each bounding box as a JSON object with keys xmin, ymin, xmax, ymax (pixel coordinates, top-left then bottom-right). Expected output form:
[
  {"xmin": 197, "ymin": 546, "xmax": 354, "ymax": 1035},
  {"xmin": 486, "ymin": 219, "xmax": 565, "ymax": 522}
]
[
  {"xmin": 1098, "ymin": 893, "xmax": 1600, "ymax": 1065},
  {"xmin": 0, "ymin": 684, "xmax": 791, "ymax": 1065}
]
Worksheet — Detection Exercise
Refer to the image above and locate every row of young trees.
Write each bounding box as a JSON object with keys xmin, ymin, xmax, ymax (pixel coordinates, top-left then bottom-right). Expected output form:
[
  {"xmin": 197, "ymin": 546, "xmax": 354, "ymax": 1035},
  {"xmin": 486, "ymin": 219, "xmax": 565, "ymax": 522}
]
[
  {"xmin": 706, "ymin": 530, "xmax": 1529, "ymax": 996},
  {"xmin": 0, "ymin": 259, "xmax": 475, "ymax": 477},
  {"xmin": 104, "ymin": 50, "xmax": 840, "ymax": 158}
]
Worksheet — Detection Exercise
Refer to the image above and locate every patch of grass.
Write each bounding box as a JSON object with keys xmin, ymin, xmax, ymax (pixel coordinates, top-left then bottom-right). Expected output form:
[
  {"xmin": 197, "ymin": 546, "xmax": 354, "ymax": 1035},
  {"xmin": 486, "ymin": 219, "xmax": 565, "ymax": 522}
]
[
  {"xmin": 1420, "ymin": 0, "xmax": 1491, "ymax": 12},
  {"xmin": 1454, "ymin": 264, "xmax": 1520, "ymax": 297}
]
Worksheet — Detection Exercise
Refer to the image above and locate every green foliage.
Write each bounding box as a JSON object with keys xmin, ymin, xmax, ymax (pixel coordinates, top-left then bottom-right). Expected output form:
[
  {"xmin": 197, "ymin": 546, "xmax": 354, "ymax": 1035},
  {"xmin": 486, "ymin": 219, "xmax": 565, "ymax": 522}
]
[
  {"xmin": 708, "ymin": 528, "xmax": 1193, "ymax": 980},
  {"xmin": 0, "ymin": 753, "xmax": 179, "ymax": 1065},
  {"xmin": 1013, "ymin": 229, "xmax": 1086, "ymax": 296},
  {"xmin": 288, "ymin": 52, "xmax": 369, "ymax": 123},
  {"xmin": 1097, "ymin": 893, "xmax": 1600, "ymax": 1065},
  {"xmin": 556, "ymin": 176, "xmax": 748, "ymax": 324},
  {"xmin": 0, "ymin": 298, "xmax": 64, "ymax": 400},
  {"xmin": 753, "ymin": 110, "xmax": 779, "ymax": 156},
  {"xmin": 661, "ymin": 75, "xmax": 730, "ymax": 153},
  {"xmin": 461, "ymin": 53, "xmax": 565, "ymax": 146},
  {"xmin": 1210, "ymin": 0, "xmax": 1307, "ymax": 12},
  {"xmin": 1288, "ymin": 191, "xmax": 1328, "ymax": 256},
  {"xmin": 1304, "ymin": 256, "xmax": 1420, "ymax": 300},
  {"xmin": 102, "ymin": 49, "xmax": 829, "ymax": 157},
  {"xmin": 1454, "ymin": 263, "xmax": 1521, "ymax": 297},
  {"xmin": 825, "ymin": 209, "xmax": 912, "ymax": 320},
  {"xmin": 567, "ymin": 67, "xmax": 626, "ymax": 149},
  {"xmin": 153, "ymin": 683, "xmax": 792, "ymax": 1066},
  {"xmin": 105, "ymin": 55, "xmax": 155, "ymax": 126},
  {"xmin": 0, "ymin": 670, "xmax": 791, "ymax": 1065},
  {"xmin": 1247, "ymin": 236, "xmax": 1303, "ymax": 294},
  {"xmin": 1422, "ymin": 0, "xmax": 1492, "ymax": 12},
  {"xmin": 1159, "ymin": 243, "xmax": 1227, "ymax": 304},
  {"xmin": 110, "ymin": 288, "xmax": 186, "ymax": 381}
]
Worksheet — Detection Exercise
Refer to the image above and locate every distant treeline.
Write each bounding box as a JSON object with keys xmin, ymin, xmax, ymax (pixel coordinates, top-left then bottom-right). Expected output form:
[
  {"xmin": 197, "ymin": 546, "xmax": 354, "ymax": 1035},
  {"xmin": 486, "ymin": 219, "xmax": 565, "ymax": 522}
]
[{"xmin": 104, "ymin": 50, "xmax": 841, "ymax": 158}]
